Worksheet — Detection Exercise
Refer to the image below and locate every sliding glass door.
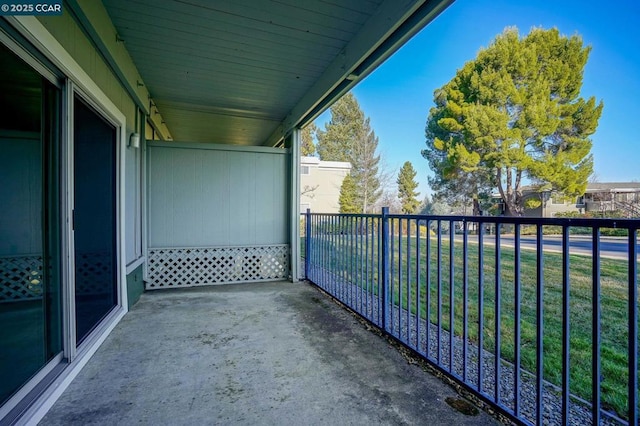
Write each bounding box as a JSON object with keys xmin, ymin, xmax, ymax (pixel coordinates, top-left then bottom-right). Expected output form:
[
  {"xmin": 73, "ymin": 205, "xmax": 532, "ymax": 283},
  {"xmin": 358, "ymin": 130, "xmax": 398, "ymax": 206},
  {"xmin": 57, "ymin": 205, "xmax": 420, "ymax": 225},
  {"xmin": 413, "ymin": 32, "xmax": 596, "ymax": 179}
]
[
  {"xmin": 0, "ymin": 22, "xmax": 126, "ymax": 419},
  {"xmin": 0, "ymin": 42, "xmax": 62, "ymax": 405},
  {"xmin": 73, "ymin": 97, "xmax": 118, "ymax": 344}
]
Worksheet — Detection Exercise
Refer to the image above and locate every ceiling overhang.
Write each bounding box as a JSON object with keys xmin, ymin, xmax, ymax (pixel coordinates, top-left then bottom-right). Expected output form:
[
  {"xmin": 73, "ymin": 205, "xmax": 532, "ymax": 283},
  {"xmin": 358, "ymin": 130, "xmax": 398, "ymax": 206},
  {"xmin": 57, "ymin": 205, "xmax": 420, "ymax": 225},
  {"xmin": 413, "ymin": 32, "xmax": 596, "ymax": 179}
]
[{"xmin": 66, "ymin": 0, "xmax": 453, "ymax": 146}]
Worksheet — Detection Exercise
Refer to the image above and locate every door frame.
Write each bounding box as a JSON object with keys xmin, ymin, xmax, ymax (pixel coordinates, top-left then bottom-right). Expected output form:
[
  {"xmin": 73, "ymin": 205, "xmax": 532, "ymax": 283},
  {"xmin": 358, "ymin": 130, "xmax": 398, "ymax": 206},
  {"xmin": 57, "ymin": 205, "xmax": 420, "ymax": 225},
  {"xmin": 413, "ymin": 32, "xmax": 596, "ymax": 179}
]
[{"xmin": 68, "ymin": 85, "xmax": 128, "ymax": 357}]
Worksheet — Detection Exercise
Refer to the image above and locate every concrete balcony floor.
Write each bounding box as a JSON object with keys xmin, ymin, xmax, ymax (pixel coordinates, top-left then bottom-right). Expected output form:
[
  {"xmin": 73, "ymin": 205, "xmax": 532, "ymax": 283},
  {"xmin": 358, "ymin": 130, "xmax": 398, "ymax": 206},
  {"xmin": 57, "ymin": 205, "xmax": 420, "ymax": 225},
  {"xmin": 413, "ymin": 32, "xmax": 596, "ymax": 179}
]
[{"xmin": 41, "ymin": 281, "xmax": 498, "ymax": 425}]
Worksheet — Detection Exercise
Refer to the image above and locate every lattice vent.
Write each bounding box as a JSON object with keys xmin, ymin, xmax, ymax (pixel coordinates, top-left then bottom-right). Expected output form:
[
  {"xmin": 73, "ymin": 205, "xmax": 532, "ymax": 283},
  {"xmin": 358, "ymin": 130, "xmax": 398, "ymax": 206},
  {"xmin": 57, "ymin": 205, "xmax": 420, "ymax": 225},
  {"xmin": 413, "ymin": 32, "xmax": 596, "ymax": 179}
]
[
  {"xmin": 0, "ymin": 255, "xmax": 44, "ymax": 302},
  {"xmin": 147, "ymin": 245, "xmax": 289, "ymax": 290}
]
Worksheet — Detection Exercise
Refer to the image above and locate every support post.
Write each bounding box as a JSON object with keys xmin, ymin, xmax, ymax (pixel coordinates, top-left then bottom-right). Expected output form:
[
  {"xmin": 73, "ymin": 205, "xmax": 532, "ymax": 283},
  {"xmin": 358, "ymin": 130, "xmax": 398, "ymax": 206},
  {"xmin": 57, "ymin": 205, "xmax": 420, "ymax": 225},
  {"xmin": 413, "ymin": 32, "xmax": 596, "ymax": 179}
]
[
  {"xmin": 381, "ymin": 207, "xmax": 389, "ymax": 331},
  {"xmin": 288, "ymin": 128, "xmax": 301, "ymax": 282}
]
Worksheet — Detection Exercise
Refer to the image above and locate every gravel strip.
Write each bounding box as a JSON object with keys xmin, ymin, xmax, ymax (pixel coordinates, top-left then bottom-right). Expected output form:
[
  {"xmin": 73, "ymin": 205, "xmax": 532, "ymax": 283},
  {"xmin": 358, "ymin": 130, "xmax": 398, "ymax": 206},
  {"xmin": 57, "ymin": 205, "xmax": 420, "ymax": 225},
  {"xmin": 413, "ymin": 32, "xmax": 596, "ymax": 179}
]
[{"xmin": 306, "ymin": 266, "xmax": 625, "ymax": 426}]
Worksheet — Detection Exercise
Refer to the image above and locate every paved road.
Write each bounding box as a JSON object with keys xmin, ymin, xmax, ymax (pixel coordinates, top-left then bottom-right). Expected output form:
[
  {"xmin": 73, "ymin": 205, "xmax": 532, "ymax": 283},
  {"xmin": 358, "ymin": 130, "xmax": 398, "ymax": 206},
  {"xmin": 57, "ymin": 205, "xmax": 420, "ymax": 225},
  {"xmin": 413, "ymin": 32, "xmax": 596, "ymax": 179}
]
[{"xmin": 455, "ymin": 234, "xmax": 637, "ymax": 260}]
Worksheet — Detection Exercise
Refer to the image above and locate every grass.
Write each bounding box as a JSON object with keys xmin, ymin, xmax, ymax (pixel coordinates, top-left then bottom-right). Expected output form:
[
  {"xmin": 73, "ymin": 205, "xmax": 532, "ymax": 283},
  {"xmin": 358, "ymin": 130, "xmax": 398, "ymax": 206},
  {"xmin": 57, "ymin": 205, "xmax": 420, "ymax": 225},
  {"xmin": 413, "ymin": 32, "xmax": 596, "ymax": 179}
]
[{"xmin": 303, "ymin": 230, "xmax": 639, "ymax": 419}]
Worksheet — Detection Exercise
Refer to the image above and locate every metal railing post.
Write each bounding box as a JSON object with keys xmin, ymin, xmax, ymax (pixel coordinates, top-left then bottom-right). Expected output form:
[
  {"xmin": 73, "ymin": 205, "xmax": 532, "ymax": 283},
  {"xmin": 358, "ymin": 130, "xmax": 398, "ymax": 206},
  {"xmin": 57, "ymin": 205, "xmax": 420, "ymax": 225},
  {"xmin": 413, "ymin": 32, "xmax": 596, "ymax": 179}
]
[
  {"xmin": 628, "ymin": 228, "xmax": 638, "ymax": 425},
  {"xmin": 381, "ymin": 207, "xmax": 389, "ymax": 332},
  {"xmin": 305, "ymin": 209, "xmax": 311, "ymax": 280}
]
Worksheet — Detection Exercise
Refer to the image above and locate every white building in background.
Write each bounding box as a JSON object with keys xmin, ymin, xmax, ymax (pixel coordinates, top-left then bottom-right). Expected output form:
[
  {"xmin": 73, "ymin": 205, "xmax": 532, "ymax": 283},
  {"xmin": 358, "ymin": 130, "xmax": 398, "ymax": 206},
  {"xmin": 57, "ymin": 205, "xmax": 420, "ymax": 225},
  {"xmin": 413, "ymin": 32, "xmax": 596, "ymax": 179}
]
[
  {"xmin": 300, "ymin": 156, "xmax": 351, "ymax": 213},
  {"xmin": 494, "ymin": 182, "xmax": 640, "ymax": 217}
]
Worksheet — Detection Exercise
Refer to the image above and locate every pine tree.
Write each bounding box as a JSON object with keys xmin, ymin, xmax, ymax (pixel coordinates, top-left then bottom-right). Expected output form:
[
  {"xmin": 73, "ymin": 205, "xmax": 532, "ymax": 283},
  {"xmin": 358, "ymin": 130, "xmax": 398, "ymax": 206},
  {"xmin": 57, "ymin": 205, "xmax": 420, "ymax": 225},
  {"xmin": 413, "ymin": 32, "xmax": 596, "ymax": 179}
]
[
  {"xmin": 397, "ymin": 161, "xmax": 420, "ymax": 214},
  {"xmin": 350, "ymin": 117, "xmax": 381, "ymax": 213},
  {"xmin": 422, "ymin": 27, "xmax": 603, "ymax": 216},
  {"xmin": 317, "ymin": 93, "xmax": 382, "ymax": 213},
  {"xmin": 316, "ymin": 93, "xmax": 364, "ymax": 162},
  {"xmin": 300, "ymin": 123, "xmax": 316, "ymax": 156},
  {"xmin": 338, "ymin": 174, "xmax": 359, "ymax": 213}
]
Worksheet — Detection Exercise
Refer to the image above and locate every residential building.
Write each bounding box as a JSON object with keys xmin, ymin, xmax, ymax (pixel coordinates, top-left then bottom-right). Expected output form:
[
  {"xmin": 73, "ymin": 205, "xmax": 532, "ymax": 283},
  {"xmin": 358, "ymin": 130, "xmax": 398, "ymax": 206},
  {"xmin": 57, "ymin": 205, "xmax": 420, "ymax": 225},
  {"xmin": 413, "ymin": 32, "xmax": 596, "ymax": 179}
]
[
  {"xmin": 300, "ymin": 156, "xmax": 352, "ymax": 213},
  {"xmin": 582, "ymin": 182, "xmax": 640, "ymax": 217},
  {"xmin": 500, "ymin": 182, "xmax": 640, "ymax": 217}
]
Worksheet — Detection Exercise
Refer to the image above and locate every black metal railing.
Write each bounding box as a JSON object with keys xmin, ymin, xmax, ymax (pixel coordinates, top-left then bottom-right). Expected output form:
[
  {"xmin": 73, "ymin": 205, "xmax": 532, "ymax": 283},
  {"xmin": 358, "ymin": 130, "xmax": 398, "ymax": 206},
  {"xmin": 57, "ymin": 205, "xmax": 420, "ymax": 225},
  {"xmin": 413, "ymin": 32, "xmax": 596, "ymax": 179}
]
[{"xmin": 301, "ymin": 208, "xmax": 639, "ymax": 426}]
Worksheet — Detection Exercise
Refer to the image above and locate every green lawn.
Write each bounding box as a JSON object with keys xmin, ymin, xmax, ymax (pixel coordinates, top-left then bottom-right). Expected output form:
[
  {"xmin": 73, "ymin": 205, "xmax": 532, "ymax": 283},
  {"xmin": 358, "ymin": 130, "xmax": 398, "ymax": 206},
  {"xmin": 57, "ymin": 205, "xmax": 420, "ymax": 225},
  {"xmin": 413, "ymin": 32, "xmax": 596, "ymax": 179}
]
[{"xmin": 304, "ymin": 232, "xmax": 639, "ymax": 418}]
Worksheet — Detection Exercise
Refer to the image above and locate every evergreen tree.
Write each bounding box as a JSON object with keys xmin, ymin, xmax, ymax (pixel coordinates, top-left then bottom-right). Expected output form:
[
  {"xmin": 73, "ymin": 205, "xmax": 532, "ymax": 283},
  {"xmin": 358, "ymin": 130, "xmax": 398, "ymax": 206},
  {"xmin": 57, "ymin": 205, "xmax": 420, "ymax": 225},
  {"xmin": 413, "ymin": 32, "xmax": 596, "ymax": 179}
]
[
  {"xmin": 318, "ymin": 92, "xmax": 382, "ymax": 213},
  {"xmin": 350, "ymin": 117, "xmax": 381, "ymax": 213},
  {"xmin": 300, "ymin": 123, "xmax": 316, "ymax": 156},
  {"xmin": 397, "ymin": 161, "xmax": 420, "ymax": 214},
  {"xmin": 422, "ymin": 27, "xmax": 603, "ymax": 216},
  {"xmin": 316, "ymin": 93, "xmax": 364, "ymax": 162},
  {"xmin": 338, "ymin": 174, "xmax": 359, "ymax": 213}
]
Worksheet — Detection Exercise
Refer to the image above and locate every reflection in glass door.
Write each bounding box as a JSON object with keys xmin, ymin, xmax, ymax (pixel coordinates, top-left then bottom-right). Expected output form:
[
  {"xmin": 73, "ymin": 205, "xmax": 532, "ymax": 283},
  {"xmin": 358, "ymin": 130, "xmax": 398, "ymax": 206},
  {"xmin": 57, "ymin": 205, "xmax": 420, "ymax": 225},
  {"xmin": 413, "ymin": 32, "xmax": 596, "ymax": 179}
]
[
  {"xmin": 0, "ymin": 42, "xmax": 62, "ymax": 405},
  {"xmin": 73, "ymin": 97, "xmax": 118, "ymax": 344}
]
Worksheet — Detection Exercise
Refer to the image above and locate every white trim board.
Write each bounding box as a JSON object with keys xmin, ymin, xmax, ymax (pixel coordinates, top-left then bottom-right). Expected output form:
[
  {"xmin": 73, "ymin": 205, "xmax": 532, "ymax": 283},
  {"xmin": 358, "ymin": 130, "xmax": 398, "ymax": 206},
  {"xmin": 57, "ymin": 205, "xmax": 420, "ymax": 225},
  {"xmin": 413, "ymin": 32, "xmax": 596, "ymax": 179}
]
[{"xmin": 148, "ymin": 140, "xmax": 290, "ymax": 155}]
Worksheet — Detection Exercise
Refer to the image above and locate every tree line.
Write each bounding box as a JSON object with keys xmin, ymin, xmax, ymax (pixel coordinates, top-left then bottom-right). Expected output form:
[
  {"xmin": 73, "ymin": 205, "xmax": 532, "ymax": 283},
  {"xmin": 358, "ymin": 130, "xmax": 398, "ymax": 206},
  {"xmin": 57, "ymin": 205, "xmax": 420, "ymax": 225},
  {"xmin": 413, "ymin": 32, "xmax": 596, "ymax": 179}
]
[
  {"xmin": 303, "ymin": 27, "xmax": 602, "ymax": 217},
  {"xmin": 301, "ymin": 93, "xmax": 422, "ymax": 215}
]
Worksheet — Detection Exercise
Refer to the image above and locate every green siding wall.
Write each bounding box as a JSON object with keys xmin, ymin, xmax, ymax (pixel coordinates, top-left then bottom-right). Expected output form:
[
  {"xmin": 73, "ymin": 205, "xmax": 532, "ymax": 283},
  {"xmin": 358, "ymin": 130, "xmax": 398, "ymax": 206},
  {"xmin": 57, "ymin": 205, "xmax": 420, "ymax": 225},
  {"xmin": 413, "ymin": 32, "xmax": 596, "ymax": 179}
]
[{"xmin": 126, "ymin": 264, "xmax": 144, "ymax": 308}]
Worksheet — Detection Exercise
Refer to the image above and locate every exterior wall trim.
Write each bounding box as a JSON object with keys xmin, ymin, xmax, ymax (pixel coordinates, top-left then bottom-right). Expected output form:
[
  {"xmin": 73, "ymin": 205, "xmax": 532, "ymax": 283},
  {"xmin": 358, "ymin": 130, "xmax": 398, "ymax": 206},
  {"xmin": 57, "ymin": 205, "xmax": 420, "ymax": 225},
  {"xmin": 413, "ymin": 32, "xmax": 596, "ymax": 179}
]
[
  {"xmin": 148, "ymin": 140, "xmax": 290, "ymax": 155},
  {"xmin": 126, "ymin": 256, "xmax": 146, "ymax": 275}
]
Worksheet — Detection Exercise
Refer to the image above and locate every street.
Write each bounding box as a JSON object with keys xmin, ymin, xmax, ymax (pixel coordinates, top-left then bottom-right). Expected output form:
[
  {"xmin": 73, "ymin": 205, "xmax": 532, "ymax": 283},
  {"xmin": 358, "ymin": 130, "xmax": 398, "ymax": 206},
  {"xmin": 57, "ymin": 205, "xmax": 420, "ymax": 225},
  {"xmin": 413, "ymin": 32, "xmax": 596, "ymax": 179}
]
[{"xmin": 454, "ymin": 234, "xmax": 637, "ymax": 260}]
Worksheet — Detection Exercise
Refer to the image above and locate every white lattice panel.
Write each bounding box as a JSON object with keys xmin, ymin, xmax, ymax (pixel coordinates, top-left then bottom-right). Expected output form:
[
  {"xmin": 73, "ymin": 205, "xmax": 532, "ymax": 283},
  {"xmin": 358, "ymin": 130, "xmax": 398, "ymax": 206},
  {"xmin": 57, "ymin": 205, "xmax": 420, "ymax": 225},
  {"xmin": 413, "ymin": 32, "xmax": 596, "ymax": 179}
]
[
  {"xmin": 75, "ymin": 251, "xmax": 114, "ymax": 296},
  {"xmin": 147, "ymin": 245, "xmax": 289, "ymax": 289},
  {"xmin": 0, "ymin": 252, "xmax": 114, "ymax": 302},
  {"xmin": 0, "ymin": 255, "xmax": 43, "ymax": 302}
]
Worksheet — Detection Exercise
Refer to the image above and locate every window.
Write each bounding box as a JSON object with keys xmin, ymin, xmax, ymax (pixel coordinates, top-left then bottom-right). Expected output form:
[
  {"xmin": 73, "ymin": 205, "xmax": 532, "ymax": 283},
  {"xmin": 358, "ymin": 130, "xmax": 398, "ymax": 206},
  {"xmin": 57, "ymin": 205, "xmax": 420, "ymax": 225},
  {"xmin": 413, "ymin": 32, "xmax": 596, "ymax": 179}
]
[
  {"xmin": 615, "ymin": 192, "xmax": 628, "ymax": 202},
  {"xmin": 300, "ymin": 165, "xmax": 310, "ymax": 175}
]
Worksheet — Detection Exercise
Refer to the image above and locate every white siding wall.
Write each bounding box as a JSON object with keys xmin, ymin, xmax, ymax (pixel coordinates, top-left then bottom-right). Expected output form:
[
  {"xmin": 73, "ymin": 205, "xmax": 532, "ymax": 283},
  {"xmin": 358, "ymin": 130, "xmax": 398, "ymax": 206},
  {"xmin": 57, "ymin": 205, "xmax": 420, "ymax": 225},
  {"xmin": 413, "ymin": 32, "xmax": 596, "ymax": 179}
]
[{"xmin": 148, "ymin": 143, "xmax": 288, "ymax": 248}]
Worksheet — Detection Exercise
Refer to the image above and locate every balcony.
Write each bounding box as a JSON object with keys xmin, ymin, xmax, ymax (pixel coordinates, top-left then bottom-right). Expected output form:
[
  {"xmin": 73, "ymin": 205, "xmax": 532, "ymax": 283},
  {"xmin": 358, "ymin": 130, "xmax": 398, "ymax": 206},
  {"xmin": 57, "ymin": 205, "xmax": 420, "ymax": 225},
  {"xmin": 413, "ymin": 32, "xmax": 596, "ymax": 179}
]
[{"xmin": 40, "ymin": 281, "xmax": 497, "ymax": 425}]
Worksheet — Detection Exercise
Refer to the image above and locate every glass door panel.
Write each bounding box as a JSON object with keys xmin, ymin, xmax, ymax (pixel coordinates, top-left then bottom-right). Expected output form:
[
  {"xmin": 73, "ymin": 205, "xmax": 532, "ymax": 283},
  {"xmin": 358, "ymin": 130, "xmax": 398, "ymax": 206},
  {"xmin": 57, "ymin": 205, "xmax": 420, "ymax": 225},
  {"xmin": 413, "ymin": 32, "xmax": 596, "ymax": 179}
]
[
  {"xmin": 0, "ymin": 42, "xmax": 61, "ymax": 405},
  {"xmin": 73, "ymin": 97, "xmax": 117, "ymax": 344}
]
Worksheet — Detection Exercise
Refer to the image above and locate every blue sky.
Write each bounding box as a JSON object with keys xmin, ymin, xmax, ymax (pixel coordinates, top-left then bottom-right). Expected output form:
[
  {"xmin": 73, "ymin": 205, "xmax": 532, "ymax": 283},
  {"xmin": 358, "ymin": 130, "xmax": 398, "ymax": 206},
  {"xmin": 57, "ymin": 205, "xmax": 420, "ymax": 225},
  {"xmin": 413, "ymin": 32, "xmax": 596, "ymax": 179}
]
[{"xmin": 314, "ymin": 0, "xmax": 640, "ymax": 198}]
